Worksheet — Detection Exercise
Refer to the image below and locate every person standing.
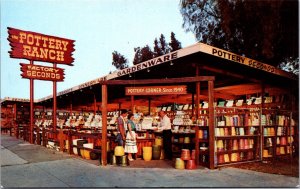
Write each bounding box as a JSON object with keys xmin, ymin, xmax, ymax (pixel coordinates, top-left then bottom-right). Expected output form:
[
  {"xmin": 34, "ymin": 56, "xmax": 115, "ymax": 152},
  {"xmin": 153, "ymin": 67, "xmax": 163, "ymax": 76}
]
[
  {"xmin": 125, "ymin": 113, "xmax": 138, "ymax": 161},
  {"xmin": 159, "ymin": 111, "xmax": 173, "ymax": 160},
  {"xmin": 116, "ymin": 109, "xmax": 128, "ymax": 146}
]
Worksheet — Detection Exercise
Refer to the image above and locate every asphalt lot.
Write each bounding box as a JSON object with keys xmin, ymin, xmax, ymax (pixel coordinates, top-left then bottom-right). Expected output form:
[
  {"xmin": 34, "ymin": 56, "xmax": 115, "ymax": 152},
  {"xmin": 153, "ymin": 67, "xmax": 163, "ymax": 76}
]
[{"xmin": 1, "ymin": 134, "xmax": 299, "ymax": 188}]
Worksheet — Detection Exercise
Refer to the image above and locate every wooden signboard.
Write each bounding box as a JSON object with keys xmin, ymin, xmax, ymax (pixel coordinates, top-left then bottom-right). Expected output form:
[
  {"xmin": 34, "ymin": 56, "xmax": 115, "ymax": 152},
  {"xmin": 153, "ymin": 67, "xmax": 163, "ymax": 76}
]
[
  {"xmin": 125, "ymin": 85, "xmax": 187, "ymax": 96},
  {"xmin": 20, "ymin": 63, "xmax": 65, "ymax": 82},
  {"xmin": 8, "ymin": 27, "xmax": 75, "ymax": 65}
]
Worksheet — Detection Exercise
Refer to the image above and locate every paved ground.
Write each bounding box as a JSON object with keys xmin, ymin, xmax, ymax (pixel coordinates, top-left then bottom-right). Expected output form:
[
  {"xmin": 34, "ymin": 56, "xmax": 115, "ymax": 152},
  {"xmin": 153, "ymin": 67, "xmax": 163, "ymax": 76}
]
[{"xmin": 1, "ymin": 134, "xmax": 299, "ymax": 188}]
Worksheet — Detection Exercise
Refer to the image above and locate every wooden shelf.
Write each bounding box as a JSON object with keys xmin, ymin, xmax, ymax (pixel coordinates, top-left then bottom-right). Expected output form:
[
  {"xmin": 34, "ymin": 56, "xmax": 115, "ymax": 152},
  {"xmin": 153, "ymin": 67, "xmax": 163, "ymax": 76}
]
[
  {"xmin": 215, "ymin": 135, "xmax": 259, "ymax": 139},
  {"xmin": 216, "ymin": 148, "xmax": 254, "ymax": 154}
]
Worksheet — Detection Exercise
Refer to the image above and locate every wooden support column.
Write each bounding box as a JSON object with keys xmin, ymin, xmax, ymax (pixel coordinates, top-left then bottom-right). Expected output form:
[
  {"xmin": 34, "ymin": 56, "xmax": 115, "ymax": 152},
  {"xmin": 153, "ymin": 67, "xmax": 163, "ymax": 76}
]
[
  {"xmin": 101, "ymin": 84, "xmax": 108, "ymax": 166},
  {"xmin": 195, "ymin": 65, "xmax": 200, "ymax": 165},
  {"xmin": 195, "ymin": 82, "xmax": 200, "ymax": 165},
  {"xmin": 14, "ymin": 104, "xmax": 18, "ymax": 139},
  {"xmin": 260, "ymin": 82, "xmax": 265, "ymax": 160},
  {"xmin": 191, "ymin": 92, "xmax": 195, "ymax": 117},
  {"xmin": 29, "ymin": 60, "xmax": 34, "ymax": 144},
  {"xmin": 53, "ymin": 64, "xmax": 57, "ymax": 140},
  {"xmin": 208, "ymin": 80, "xmax": 215, "ymax": 169}
]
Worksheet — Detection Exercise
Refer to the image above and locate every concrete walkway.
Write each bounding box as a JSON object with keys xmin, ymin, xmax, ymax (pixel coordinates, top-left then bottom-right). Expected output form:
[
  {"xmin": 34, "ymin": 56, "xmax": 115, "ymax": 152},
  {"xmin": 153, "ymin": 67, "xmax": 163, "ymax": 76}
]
[{"xmin": 1, "ymin": 134, "xmax": 299, "ymax": 188}]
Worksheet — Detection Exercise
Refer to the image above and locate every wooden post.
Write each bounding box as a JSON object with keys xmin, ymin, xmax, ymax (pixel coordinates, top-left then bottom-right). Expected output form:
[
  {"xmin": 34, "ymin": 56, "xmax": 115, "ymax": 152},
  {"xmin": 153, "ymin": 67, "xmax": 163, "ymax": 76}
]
[
  {"xmin": 13, "ymin": 103, "xmax": 17, "ymax": 138},
  {"xmin": 208, "ymin": 80, "xmax": 215, "ymax": 169},
  {"xmin": 53, "ymin": 63, "xmax": 57, "ymax": 140},
  {"xmin": 101, "ymin": 84, "xmax": 108, "ymax": 165},
  {"xmin": 30, "ymin": 61, "xmax": 34, "ymax": 144},
  {"xmin": 195, "ymin": 82, "xmax": 200, "ymax": 165},
  {"xmin": 260, "ymin": 82, "xmax": 265, "ymax": 160},
  {"xmin": 191, "ymin": 92, "xmax": 195, "ymax": 117},
  {"xmin": 59, "ymin": 129, "xmax": 64, "ymax": 152},
  {"xmin": 195, "ymin": 66, "xmax": 200, "ymax": 165}
]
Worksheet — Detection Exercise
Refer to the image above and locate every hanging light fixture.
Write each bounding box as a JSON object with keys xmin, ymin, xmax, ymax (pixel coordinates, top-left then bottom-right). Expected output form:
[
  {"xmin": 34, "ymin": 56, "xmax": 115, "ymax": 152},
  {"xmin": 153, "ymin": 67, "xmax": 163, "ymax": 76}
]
[
  {"xmin": 129, "ymin": 73, "xmax": 132, "ymax": 78},
  {"xmin": 170, "ymin": 61, "xmax": 174, "ymax": 66},
  {"xmin": 147, "ymin": 68, "xmax": 150, "ymax": 72}
]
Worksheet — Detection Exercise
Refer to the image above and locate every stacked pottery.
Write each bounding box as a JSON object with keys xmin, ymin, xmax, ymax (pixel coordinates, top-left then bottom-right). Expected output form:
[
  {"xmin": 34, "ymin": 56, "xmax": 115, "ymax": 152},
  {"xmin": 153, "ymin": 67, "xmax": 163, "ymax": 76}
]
[
  {"xmin": 280, "ymin": 137, "xmax": 287, "ymax": 145},
  {"xmin": 185, "ymin": 159, "xmax": 196, "ymax": 169},
  {"xmin": 216, "ymin": 140, "xmax": 224, "ymax": 152},
  {"xmin": 218, "ymin": 154, "xmax": 225, "ymax": 164},
  {"xmin": 72, "ymin": 139, "xmax": 81, "ymax": 155},
  {"xmin": 224, "ymin": 154, "xmax": 230, "ymax": 163},
  {"xmin": 191, "ymin": 150, "xmax": 196, "ymax": 160},
  {"xmin": 232, "ymin": 139, "xmax": 238, "ymax": 150},
  {"xmin": 83, "ymin": 143, "xmax": 93, "ymax": 160},
  {"xmin": 239, "ymin": 139, "xmax": 245, "ymax": 150},
  {"xmin": 176, "ymin": 149, "xmax": 196, "ymax": 170},
  {"xmin": 184, "ymin": 137, "xmax": 190, "ymax": 144},
  {"xmin": 175, "ymin": 158, "xmax": 185, "ymax": 169},
  {"xmin": 77, "ymin": 139, "xmax": 88, "ymax": 157},
  {"xmin": 152, "ymin": 145, "xmax": 161, "ymax": 160},
  {"xmin": 231, "ymin": 153, "xmax": 238, "ymax": 162},
  {"xmin": 114, "ymin": 146, "xmax": 125, "ymax": 156},
  {"xmin": 155, "ymin": 137, "xmax": 163, "ymax": 146},
  {"xmin": 143, "ymin": 147, "xmax": 152, "ymax": 161},
  {"xmin": 181, "ymin": 149, "xmax": 191, "ymax": 160},
  {"xmin": 198, "ymin": 130, "xmax": 203, "ymax": 139},
  {"xmin": 263, "ymin": 149, "xmax": 269, "ymax": 158}
]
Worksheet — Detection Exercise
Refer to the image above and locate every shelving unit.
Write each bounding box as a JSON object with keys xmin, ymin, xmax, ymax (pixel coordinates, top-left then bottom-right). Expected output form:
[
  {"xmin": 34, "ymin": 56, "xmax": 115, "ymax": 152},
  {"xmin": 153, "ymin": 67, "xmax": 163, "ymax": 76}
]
[{"xmin": 214, "ymin": 107, "xmax": 261, "ymax": 166}]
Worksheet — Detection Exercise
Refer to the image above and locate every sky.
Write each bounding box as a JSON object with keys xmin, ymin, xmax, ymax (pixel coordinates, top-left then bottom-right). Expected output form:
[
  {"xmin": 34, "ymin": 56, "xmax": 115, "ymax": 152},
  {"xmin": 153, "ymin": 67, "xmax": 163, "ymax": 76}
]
[{"xmin": 1, "ymin": 0, "xmax": 196, "ymax": 100}]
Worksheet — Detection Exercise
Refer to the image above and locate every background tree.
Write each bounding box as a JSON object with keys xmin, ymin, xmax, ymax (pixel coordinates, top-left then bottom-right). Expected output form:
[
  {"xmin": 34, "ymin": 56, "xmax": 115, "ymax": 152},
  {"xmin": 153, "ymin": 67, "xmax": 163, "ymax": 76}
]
[
  {"xmin": 180, "ymin": 0, "xmax": 299, "ymax": 72},
  {"xmin": 153, "ymin": 38, "xmax": 163, "ymax": 57},
  {"xmin": 133, "ymin": 45, "xmax": 154, "ymax": 65},
  {"xmin": 169, "ymin": 32, "xmax": 182, "ymax": 52},
  {"xmin": 159, "ymin": 34, "xmax": 170, "ymax": 54},
  {"xmin": 112, "ymin": 51, "xmax": 128, "ymax": 70}
]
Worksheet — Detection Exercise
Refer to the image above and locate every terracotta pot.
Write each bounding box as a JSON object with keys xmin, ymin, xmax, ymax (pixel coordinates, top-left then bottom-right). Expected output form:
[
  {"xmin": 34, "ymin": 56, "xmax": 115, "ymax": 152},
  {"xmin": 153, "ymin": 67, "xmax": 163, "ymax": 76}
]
[
  {"xmin": 152, "ymin": 145, "xmax": 161, "ymax": 160},
  {"xmin": 181, "ymin": 149, "xmax": 190, "ymax": 160},
  {"xmin": 186, "ymin": 159, "xmax": 196, "ymax": 169},
  {"xmin": 191, "ymin": 149, "xmax": 196, "ymax": 160}
]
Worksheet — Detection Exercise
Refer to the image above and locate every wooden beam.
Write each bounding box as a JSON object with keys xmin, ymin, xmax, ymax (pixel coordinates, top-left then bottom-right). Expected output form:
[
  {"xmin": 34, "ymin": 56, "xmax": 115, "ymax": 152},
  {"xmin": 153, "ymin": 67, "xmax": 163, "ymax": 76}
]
[
  {"xmin": 200, "ymin": 65, "xmax": 260, "ymax": 83},
  {"xmin": 100, "ymin": 76, "xmax": 215, "ymax": 85}
]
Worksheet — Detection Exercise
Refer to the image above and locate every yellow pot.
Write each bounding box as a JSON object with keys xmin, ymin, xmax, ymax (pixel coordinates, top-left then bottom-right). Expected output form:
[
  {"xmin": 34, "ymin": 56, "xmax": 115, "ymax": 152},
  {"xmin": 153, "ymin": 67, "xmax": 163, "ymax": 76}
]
[
  {"xmin": 155, "ymin": 137, "xmax": 163, "ymax": 146},
  {"xmin": 80, "ymin": 149, "xmax": 85, "ymax": 158},
  {"xmin": 175, "ymin": 158, "xmax": 185, "ymax": 169},
  {"xmin": 114, "ymin": 146, "xmax": 125, "ymax": 156},
  {"xmin": 143, "ymin": 147, "xmax": 152, "ymax": 161}
]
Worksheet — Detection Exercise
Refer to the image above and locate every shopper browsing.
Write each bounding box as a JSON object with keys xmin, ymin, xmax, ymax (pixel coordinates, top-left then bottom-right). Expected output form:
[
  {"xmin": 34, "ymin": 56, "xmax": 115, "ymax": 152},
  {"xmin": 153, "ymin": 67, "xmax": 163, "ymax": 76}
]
[
  {"xmin": 125, "ymin": 113, "xmax": 138, "ymax": 161},
  {"xmin": 159, "ymin": 111, "xmax": 173, "ymax": 160},
  {"xmin": 116, "ymin": 109, "xmax": 128, "ymax": 146}
]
